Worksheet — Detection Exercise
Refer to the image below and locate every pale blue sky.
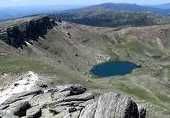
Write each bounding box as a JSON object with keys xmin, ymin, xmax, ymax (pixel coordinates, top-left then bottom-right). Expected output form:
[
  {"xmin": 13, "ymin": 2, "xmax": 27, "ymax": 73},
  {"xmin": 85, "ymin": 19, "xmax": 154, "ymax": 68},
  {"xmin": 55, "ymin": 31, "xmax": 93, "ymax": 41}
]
[{"xmin": 0, "ymin": 0, "xmax": 170, "ymax": 7}]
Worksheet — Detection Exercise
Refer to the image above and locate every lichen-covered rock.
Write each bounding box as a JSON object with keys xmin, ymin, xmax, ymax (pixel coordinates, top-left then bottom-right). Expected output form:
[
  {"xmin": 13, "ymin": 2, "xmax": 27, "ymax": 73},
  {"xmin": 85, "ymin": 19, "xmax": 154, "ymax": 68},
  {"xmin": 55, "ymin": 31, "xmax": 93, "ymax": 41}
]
[
  {"xmin": 139, "ymin": 106, "xmax": 147, "ymax": 118},
  {"xmin": 26, "ymin": 106, "xmax": 41, "ymax": 118},
  {"xmin": 11, "ymin": 101, "xmax": 31, "ymax": 117},
  {"xmin": 59, "ymin": 84, "xmax": 87, "ymax": 96},
  {"xmin": 0, "ymin": 72, "xmax": 146, "ymax": 118},
  {"xmin": 0, "ymin": 71, "xmax": 41, "ymax": 105},
  {"xmin": 95, "ymin": 93, "xmax": 139, "ymax": 118}
]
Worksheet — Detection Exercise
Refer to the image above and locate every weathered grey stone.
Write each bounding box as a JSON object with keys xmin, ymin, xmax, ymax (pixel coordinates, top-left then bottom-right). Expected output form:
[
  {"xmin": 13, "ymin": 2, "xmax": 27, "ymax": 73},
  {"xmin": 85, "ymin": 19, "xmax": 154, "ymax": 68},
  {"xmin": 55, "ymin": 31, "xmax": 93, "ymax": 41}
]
[
  {"xmin": 2, "ymin": 88, "xmax": 42, "ymax": 106},
  {"xmin": 64, "ymin": 92, "xmax": 94, "ymax": 102},
  {"xmin": 1, "ymin": 87, "xmax": 145, "ymax": 118},
  {"xmin": 2, "ymin": 113, "xmax": 19, "ymax": 118},
  {"xmin": 55, "ymin": 101, "xmax": 84, "ymax": 107},
  {"xmin": 26, "ymin": 106, "xmax": 41, "ymax": 118},
  {"xmin": 37, "ymin": 80, "xmax": 48, "ymax": 89},
  {"xmin": 0, "ymin": 72, "xmax": 146, "ymax": 118},
  {"xmin": 68, "ymin": 85, "xmax": 86, "ymax": 96},
  {"xmin": 49, "ymin": 107, "xmax": 65, "ymax": 115},
  {"xmin": 79, "ymin": 101, "xmax": 97, "ymax": 118},
  {"xmin": 41, "ymin": 108, "xmax": 59, "ymax": 118},
  {"xmin": 124, "ymin": 99, "xmax": 139, "ymax": 118},
  {"xmin": 52, "ymin": 91, "xmax": 69, "ymax": 101},
  {"xmin": 0, "ymin": 105, "xmax": 9, "ymax": 110},
  {"xmin": 139, "ymin": 107, "xmax": 147, "ymax": 118},
  {"xmin": 2, "ymin": 97, "xmax": 24, "ymax": 106},
  {"xmin": 59, "ymin": 84, "xmax": 86, "ymax": 96},
  {"xmin": 79, "ymin": 99, "xmax": 95, "ymax": 108},
  {"xmin": 94, "ymin": 92, "xmax": 139, "ymax": 118},
  {"xmin": 57, "ymin": 92, "xmax": 94, "ymax": 104},
  {"xmin": 12, "ymin": 101, "xmax": 31, "ymax": 117},
  {"xmin": 29, "ymin": 92, "xmax": 52, "ymax": 106},
  {"xmin": 69, "ymin": 110, "xmax": 80, "ymax": 118}
]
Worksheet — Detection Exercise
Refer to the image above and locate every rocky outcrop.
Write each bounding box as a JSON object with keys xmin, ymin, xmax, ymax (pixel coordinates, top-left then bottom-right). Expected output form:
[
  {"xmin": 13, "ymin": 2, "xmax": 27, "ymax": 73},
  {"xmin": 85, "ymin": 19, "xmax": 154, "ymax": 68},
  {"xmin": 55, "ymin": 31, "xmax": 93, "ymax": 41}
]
[
  {"xmin": 0, "ymin": 72, "xmax": 146, "ymax": 118},
  {"xmin": 0, "ymin": 16, "xmax": 57, "ymax": 48}
]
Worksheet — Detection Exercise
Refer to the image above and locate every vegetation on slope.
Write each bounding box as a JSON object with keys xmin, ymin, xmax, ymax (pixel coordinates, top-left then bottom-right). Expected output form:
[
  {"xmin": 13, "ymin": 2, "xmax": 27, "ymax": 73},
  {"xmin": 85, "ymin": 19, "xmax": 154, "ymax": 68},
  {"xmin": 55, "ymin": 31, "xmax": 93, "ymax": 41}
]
[
  {"xmin": 1, "ymin": 16, "xmax": 170, "ymax": 117},
  {"xmin": 55, "ymin": 3, "xmax": 170, "ymax": 27},
  {"xmin": 0, "ymin": 55, "xmax": 58, "ymax": 74}
]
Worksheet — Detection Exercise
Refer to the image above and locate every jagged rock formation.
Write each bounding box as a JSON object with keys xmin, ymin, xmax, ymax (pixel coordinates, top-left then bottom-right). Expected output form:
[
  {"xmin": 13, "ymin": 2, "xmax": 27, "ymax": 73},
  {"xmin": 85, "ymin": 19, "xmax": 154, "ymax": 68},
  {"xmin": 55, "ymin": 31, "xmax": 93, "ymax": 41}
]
[
  {"xmin": 0, "ymin": 72, "xmax": 146, "ymax": 118},
  {"xmin": 0, "ymin": 16, "xmax": 57, "ymax": 48}
]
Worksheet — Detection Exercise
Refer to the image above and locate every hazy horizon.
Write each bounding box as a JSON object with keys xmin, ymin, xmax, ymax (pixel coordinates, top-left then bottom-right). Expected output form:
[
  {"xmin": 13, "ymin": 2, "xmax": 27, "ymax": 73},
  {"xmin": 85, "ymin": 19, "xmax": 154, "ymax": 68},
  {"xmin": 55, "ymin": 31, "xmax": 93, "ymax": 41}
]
[
  {"xmin": 1, "ymin": 0, "xmax": 170, "ymax": 21},
  {"xmin": 1, "ymin": 0, "xmax": 170, "ymax": 8}
]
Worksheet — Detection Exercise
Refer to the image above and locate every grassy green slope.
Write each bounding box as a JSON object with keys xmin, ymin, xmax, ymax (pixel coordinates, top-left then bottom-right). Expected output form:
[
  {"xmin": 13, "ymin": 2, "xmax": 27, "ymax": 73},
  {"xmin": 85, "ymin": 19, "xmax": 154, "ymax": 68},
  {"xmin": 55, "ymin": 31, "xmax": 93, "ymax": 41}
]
[{"xmin": 1, "ymin": 20, "xmax": 170, "ymax": 117}]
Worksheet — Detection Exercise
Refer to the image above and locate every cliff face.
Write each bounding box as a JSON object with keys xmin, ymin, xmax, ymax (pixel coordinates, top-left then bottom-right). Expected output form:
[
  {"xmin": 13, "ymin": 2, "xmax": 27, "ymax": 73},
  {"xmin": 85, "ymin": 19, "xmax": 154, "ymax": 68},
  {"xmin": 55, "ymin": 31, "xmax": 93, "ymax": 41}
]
[{"xmin": 0, "ymin": 16, "xmax": 57, "ymax": 48}]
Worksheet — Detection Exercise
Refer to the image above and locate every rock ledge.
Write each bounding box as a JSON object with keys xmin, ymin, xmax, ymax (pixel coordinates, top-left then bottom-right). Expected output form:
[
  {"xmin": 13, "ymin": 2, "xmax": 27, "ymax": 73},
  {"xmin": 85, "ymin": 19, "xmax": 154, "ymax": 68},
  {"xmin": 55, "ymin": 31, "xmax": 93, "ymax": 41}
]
[{"xmin": 0, "ymin": 72, "xmax": 146, "ymax": 118}]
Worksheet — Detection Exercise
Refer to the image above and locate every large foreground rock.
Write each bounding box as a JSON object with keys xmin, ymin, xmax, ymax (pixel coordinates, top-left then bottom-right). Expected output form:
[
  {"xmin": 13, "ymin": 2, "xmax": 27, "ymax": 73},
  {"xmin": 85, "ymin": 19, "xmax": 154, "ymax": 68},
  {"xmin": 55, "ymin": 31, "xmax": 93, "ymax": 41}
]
[{"xmin": 0, "ymin": 72, "xmax": 146, "ymax": 118}]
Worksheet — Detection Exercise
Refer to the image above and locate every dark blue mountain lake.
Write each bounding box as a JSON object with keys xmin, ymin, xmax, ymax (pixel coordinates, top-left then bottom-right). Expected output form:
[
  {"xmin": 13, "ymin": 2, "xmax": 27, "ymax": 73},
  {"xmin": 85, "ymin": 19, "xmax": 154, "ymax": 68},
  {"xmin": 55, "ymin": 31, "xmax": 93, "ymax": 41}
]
[{"xmin": 90, "ymin": 61, "xmax": 140, "ymax": 78}]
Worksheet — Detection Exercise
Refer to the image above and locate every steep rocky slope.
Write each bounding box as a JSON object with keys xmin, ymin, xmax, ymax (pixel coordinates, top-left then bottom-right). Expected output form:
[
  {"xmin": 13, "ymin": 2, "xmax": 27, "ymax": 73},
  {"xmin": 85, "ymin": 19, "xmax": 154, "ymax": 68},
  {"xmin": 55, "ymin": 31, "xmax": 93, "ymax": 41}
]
[
  {"xmin": 0, "ymin": 71, "xmax": 145, "ymax": 118},
  {"xmin": 0, "ymin": 16, "xmax": 56, "ymax": 48},
  {"xmin": 0, "ymin": 16, "xmax": 170, "ymax": 117}
]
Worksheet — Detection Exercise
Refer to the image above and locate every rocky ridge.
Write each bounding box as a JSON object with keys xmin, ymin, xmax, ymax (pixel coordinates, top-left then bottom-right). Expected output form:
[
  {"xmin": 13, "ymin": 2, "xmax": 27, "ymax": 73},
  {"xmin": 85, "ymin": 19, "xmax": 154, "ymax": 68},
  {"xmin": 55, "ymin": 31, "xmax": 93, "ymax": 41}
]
[
  {"xmin": 0, "ymin": 72, "xmax": 146, "ymax": 118},
  {"xmin": 0, "ymin": 16, "xmax": 57, "ymax": 48}
]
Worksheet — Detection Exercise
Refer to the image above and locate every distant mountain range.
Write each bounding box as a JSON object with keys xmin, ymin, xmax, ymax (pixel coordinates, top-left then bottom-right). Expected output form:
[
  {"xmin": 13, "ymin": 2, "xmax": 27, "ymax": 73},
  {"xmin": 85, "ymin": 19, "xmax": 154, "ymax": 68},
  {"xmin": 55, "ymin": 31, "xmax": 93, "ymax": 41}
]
[
  {"xmin": 54, "ymin": 3, "xmax": 170, "ymax": 27},
  {"xmin": 0, "ymin": 5, "xmax": 81, "ymax": 21},
  {"xmin": 61, "ymin": 3, "xmax": 170, "ymax": 16},
  {"xmin": 1, "ymin": 3, "xmax": 170, "ymax": 21}
]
